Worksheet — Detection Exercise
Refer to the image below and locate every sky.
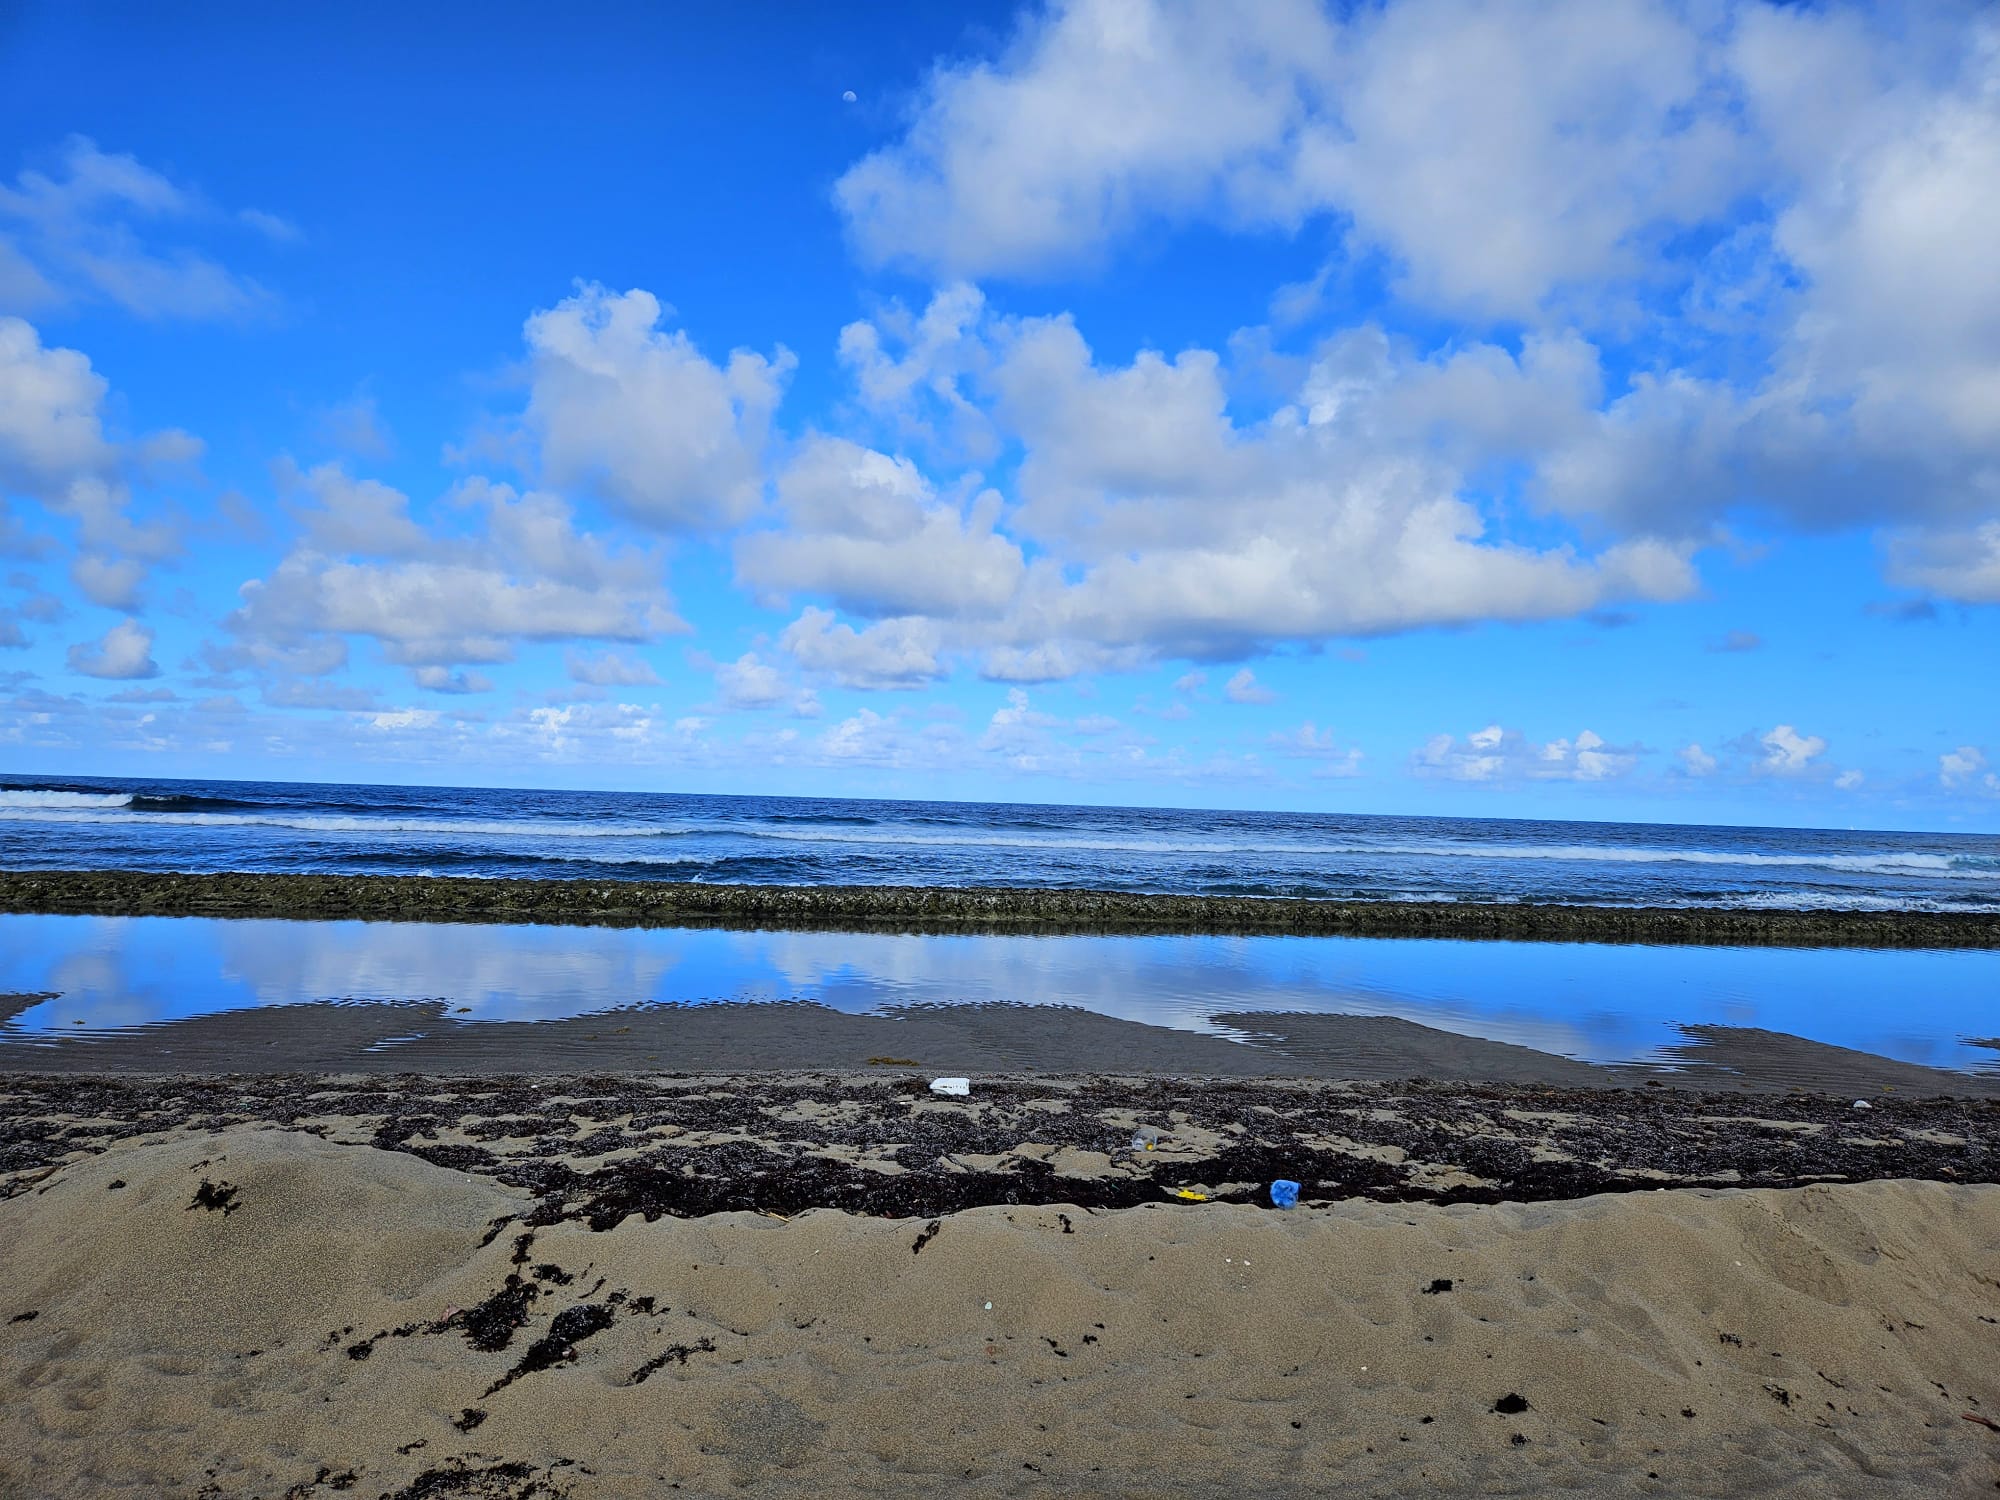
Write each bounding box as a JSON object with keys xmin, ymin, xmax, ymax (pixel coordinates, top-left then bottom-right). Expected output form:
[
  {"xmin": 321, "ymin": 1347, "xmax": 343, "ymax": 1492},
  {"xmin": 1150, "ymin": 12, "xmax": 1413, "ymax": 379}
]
[{"xmin": 1, "ymin": 0, "xmax": 1996, "ymax": 829}]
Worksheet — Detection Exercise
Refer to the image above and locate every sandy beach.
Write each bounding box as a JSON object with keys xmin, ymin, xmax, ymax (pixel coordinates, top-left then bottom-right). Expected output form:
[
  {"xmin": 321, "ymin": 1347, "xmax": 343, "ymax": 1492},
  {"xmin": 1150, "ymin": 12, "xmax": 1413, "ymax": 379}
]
[{"xmin": 3, "ymin": 1063, "xmax": 1998, "ymax": 1496}]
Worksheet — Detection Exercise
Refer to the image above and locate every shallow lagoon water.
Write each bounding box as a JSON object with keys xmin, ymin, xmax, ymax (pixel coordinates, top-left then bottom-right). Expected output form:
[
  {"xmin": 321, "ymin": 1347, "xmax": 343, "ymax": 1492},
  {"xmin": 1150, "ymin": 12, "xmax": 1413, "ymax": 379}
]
[{"xmin": 1, "ymin": 913, "xmax": 1994, "ymax": 1073}]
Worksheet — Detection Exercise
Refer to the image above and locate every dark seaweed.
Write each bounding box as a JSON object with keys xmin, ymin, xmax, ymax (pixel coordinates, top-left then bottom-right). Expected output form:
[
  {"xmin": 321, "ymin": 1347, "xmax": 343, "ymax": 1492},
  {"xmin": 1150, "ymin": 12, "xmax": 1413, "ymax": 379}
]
[
  {"xmin": 624, "ymin": 1336, "xmax": 716, "ymax": 1385},
  {"xmin": 484, "ymin": 1302, "xmax": 615, "ymax": 1395}
]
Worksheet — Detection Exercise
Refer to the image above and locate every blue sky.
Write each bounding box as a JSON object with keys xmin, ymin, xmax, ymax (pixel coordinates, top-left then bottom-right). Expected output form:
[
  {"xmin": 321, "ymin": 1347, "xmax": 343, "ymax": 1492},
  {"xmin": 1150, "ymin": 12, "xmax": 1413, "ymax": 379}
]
[{"xmin": 1, "ymin": 0, "xmax": 1996, "ymax": 829}]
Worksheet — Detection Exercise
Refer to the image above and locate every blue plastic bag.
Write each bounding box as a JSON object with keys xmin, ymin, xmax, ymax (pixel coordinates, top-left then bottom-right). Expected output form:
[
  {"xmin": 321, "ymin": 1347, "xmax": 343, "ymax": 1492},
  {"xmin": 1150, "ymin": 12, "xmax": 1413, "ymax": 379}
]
[{"xmin": 1270, "ymin": 1179, "xmax": 1301, "ymax": 1209}]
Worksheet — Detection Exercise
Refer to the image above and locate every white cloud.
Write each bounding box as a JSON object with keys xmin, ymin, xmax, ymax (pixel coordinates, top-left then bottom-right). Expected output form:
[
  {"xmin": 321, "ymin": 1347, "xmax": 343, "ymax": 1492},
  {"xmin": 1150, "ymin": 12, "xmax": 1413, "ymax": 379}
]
[
  {"xmin": 227, "ymin": 470, "xmax": 680, "ymax": 674},
  {"xmin": 521, "ymin": 283, "xmax": 793, "ymax": 533},
  {"xmin": 282, "ymin": 460, "xmax": 431, "ymax": 559},
  {"xmin": 733, "ymin": 303, "xmax": 1681, "ymax": 688},
  {"xmin": 0, "ymin": 316, "xmax": 115, "ymax": 491},
  {"xmin": 0, "ymin": 136, "xmax": 277, "ymax": 320},
  {"xmin": 1531, "ymin": 7, "xmax": 2000, "ymax": 546},
  {"xmin": 1678, "ymin": 742, "xmax": 1718, "ymax": 777},
  {"xmin": 69, "ymin": 553, "xmax": 146, "ymax": 611},
  {"xmin": 779, "ymin": 606, "xmax": 945, "ymax": 690},
  {"xmin": 1224, "ymin": 667, "xmax": 1276, "ymax": 704},
  {"xmin": 1269, "ymin": 720, "xmax": 1363, "ymax": 777},
  {"xmin": 313, "ymin": 393, "xmax": 393, "ymax": 460},
  {"xmin": 713, "ymin": 651, "xmax": 790, "ymax": 710},
  {"xmin": 565, "ymin": 649, "xmax": 661, "ymax": 687},
  {"xmin": 235, "ymin": 555, "xmax": 667, "ymax": 667},
  {"xmin": 0, "ymin": 317, "xmax": 187, "ymax": 608},
  {"xmin": 833, "ymin": 2, "xmax": 2000, "ymax": 604},
  {"xmin": 1757, "ymin": 723, "xmax": 1826, "ymax": 774},
  {"xmin": 835, "ymin": 0, "xmax": 1745, "ymax": 318},
  {"xmin": 736, "ymin": 435, "xmax": 1024, "ymax": 618},
  {"xmin": 1833, "ymin": 769, "xmax": 1864, "ymax": 791},
  {"xmin": 1412, "ymin": 723, "xmax": 1639, "ymax": 783},
  {"xmin": 1887, "ymin": 522, "xmax": 2000, "ymax": 605},
  {"xmin": 1939, "ymin": 745, "xmax": 1991, "ymax": 792},
  {"xmin": 818, "ymin": 707, "xmax": 908, "ymax": 763},
  {"xmin": 413, "ymin": 665, "xmax": 493, "ymax": 694},
  {"xmin": 66, "ymin": 619, "xmax": 158, "ymax": 679},
  {"xmin": 979, "ymin": 314, "xmax": 1695, "ymax": 658},
  {"xmin": 835, "ymin": 0, "xmax": 1333, "ymax": 281},
  {"xmin": 366, "ymin": 707, "xmax": 440, "ymax": 732},
  {"xmin": 835, "ymin": 283, "xmax": 993, "ymax": 450}
]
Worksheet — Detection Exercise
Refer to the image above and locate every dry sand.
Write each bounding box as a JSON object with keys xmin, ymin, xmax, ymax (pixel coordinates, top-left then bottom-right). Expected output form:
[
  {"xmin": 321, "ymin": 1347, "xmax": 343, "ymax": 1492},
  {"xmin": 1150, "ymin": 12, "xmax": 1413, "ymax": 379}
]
[{"xmin": 3, "ymin": 1125, "xmax": 1998, "ymax": 1498}]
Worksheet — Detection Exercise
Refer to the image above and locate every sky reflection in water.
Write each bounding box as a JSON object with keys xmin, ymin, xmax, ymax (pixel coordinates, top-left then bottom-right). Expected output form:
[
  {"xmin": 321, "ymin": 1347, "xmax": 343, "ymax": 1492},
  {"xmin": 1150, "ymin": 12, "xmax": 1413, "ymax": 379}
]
[{"xmin": 0, "ymin": 914, "xmax": 1994, "ymax": 1072}]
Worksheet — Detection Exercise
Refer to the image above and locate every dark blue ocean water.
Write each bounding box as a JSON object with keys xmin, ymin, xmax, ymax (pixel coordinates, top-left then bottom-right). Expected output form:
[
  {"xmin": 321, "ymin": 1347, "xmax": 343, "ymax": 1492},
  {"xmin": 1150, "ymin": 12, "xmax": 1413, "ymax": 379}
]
[{"xmin": 2, "ymin": 773, "xmax": 1998, "ymax": 910}]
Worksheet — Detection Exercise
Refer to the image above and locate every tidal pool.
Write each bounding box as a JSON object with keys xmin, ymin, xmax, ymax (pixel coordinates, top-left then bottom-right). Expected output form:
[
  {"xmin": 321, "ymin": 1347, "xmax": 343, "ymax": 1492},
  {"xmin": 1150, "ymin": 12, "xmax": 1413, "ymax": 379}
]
[{"xmin": 1, "ymin": 913, "xmax": 1994, "ymax": 1072}]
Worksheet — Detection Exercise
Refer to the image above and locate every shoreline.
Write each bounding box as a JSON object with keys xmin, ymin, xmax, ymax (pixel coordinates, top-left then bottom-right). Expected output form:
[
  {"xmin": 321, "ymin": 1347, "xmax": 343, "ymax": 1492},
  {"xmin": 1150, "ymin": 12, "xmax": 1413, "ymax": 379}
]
[
  {"xmin": 4, "ymin": 868, "xmax": 1999, "ymax": 947},
  {"xmin": 7, "ymin": 1070, "xmax": 1998, "ymax": 1218}
]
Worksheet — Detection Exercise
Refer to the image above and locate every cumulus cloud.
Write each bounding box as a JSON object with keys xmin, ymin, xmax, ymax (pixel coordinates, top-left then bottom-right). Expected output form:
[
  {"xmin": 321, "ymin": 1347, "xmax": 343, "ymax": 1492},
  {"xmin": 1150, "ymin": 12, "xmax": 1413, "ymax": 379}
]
[
  {"xmin": 986, "ymin": 314, "xmax": 1695, "ymax": 655},
  {"xmin": 834, "ymin": 2, "xmax": 2000, "ymax": 602},
  {"xmin": 1757, "ymin": 723, "xmax": 1827, "ymax": 774},
  {"xmin": 0, "ymin": 136, "xmax": 278, "ymax": 320},
  {"xmin": 226, "ymin": 469, "xmax": 681, "ymax": 684},
  {"xmin": 0, "ymin": 317, "xmax": 187, "ymax": 609},
  {"xmin": 1412, "ymin": 724, "xmax": 1640, "ymax": 783},
  {"xmin": 712, "ymin": 652, "xmax": 791, "ymax": 710},
  {"xmin": 69, "ymin": 553, "xmax": 147, "ymax": 610},
  {"xmin": 835, "ymin": 0, "xmax": 1745, "ymax": 317},
  {"xmin": 779, "ymin": 606, "xmax": 945, "ymax": 690},
  {"xmin": 750, "ymin": 295, "xmax": 1703, "ymax": 688},
  {"xmin": 1678, "ymin": 742, "xmax": 1718, "ymax": 777},
  {"xmin": 1223, "ymin": 667, "xmax": 1276, "ymax": 704},
  {"xmin": 521, "ymin": 284, "xmax": 792, "ymax": 533},
  {"xmin": 66, "ymin": 618, "xmax": 158, "ymax": 679},
  {"xmin": 835, "ymin": 282, "xmax": 993, "ymax": 450},
  {"xmin": 736, "ymin": 435, "xmax": 1024, "ymax": 618},
  {"xmin": 1939, "ymin": 745, "xmax": 1994, "ymax": 793}
]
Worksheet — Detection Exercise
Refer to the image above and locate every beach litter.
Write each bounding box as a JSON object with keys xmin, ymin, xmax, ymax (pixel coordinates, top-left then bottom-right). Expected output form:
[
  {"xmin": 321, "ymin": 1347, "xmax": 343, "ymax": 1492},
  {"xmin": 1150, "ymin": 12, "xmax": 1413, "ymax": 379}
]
[
  {"xmin": 1269, "ymin": 1179, "xmax": 1301, "ymax": 1209},
  {"xmin": 1167, "ymin": 1188, "xmax": 1210, "ymax": 1202},
  {"xmin": 1852, "ymin": 1100, "xmax": 1873, "ymax": 1111},
  {"xmin": 929, "ymin": 1077, "xmax": 971, "ymax": 1097}
]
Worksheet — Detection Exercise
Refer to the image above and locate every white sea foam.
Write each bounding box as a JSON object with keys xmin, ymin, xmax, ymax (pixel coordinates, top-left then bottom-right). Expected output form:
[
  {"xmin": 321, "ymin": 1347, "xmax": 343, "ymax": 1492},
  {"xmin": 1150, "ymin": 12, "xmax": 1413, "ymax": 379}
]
[{"xmin": 0, "ymin": 790, "xmax": 133, "ymax": 809}]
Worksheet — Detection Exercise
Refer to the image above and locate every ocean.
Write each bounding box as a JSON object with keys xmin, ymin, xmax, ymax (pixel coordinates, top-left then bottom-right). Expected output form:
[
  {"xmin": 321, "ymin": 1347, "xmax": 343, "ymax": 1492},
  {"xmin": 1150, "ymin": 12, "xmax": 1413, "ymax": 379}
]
[{"xmin": 1, "ymin": 774, "xmax": 1996, "ymax": 911}]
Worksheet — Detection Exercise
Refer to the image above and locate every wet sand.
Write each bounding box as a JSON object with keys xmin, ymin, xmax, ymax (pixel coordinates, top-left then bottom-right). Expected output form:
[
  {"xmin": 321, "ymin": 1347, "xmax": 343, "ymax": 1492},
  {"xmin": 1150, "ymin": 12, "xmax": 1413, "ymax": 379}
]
[
  {"xmin": 6, "ymin": 994, "xmax": 1998, "ymax": 1096},
  {"xmin": 3, "ymin": 1116, "xmax": 1997, "ymax": 1497},
  {"xmin": 6, "ymin": 868, "xmax": 1999, "ymax": 946}
]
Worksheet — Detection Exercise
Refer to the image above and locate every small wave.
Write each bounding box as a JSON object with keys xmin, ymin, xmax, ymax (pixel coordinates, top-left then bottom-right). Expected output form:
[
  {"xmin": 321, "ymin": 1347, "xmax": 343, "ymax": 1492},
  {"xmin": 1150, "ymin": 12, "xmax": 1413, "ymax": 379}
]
[
  {"xmin": 128, "ymin": 793, "xmax": 277, "ymax": 813},
  {"xmin": 0, "ymin": 789, "xmax": 132, "ymax": 809}
]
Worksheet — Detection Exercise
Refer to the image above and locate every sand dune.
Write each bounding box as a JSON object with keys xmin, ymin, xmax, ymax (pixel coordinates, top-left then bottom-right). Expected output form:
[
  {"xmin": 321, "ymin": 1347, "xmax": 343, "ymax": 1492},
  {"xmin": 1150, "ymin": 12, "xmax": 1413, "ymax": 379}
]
[{"xmin": 3, "ymin": 1127, "xmax": 1997, "ymax": 1497}]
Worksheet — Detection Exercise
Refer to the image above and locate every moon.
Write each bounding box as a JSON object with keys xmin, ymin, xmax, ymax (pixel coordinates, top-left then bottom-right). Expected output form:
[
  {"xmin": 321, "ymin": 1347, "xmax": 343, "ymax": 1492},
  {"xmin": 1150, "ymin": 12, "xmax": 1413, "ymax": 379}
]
[{"xmin": 842, "ymin": 90, "xmax": 857, "ymax": 103}]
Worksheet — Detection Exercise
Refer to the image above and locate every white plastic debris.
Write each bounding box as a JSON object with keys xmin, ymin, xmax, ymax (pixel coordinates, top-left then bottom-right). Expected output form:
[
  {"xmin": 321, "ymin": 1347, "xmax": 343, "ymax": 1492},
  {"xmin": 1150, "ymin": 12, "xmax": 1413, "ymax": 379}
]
[
  {"xmin": 1851, "ymin": 1099, "xmax": 1873, "ymax": 1111},
  {"xmin": 930, "ymin": 1077, "xmax": 971, "ymax": 1097}
]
